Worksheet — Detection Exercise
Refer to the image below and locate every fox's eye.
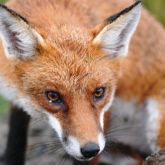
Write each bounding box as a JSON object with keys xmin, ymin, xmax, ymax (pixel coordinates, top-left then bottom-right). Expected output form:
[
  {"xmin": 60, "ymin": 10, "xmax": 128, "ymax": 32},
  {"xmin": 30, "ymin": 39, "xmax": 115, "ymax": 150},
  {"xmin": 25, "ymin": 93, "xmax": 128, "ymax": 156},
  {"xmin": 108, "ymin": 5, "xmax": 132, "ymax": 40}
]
[
  {"xmin": 45, "ymin": 91, "xmax": 63, "ymax": 105},
  {"xmin": 93, "ymin": 87, "xmax": 106, "ymax": 101}
]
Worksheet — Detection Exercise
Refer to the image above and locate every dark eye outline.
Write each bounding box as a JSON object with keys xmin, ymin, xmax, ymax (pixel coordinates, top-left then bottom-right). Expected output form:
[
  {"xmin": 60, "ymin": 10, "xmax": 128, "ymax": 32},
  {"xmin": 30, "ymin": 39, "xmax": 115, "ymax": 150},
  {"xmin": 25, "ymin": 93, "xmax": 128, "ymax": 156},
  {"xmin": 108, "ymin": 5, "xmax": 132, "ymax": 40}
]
[
  {"xmin": 45, "ymin": 91, "xmax": 64, "ymax": 105},
  {"xmin": 93, "ymin": 86, "xmax": 106, "ymax": 102}
]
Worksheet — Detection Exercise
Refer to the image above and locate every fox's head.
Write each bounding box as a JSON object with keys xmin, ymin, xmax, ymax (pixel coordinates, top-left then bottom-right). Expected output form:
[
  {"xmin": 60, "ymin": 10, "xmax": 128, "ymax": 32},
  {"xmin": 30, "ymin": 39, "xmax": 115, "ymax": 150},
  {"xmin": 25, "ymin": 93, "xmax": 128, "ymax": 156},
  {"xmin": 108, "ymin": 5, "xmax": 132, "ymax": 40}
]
[{"xmin": 0, "ymin": 1, "xmax": 141, "ymax": 161}]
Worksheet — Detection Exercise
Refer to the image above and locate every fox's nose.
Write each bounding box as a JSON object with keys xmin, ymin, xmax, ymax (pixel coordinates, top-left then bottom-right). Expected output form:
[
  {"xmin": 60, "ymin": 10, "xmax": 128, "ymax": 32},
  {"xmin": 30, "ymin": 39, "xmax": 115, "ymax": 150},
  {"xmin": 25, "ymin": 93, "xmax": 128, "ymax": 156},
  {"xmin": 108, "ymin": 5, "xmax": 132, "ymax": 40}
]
[{"xmin": 81, "ymin": 143, "xmax": 100, "ymax": 158}]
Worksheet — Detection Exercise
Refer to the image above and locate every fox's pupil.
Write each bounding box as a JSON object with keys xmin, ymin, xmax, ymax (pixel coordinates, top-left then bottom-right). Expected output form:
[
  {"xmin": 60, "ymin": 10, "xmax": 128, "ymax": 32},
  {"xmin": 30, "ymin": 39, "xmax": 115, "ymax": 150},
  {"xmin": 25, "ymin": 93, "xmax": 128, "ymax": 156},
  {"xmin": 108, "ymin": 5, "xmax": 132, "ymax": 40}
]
[
  {"xmin": 94, "ymin": 87, "xmax": 106, "ymax": 101},
  {"xmin": 45, "ymin": 91, "xmax": 62, "ymax": 104}
]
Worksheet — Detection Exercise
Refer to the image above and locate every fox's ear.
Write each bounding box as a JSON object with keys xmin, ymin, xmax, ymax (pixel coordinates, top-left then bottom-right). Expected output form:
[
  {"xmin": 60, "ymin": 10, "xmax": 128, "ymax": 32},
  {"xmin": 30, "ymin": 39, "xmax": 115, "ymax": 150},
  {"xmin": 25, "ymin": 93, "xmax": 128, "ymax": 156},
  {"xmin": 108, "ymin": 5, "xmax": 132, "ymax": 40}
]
[
  {"xmin": 92, "ymin": 1, "xmax": 141, "ymax": 58},
  {"xmin": 0, "ymin": 5, "xmax": 44, "ymax": 60}
]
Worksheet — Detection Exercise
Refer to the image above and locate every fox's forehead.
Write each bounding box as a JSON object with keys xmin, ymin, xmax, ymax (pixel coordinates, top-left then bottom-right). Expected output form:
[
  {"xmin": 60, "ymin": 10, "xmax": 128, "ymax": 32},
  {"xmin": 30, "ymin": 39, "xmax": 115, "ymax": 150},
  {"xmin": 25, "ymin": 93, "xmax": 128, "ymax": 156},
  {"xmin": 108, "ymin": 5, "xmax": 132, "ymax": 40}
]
[
  {"xmin": 21, "ymin": 48, "xmax": 117, "ymax": 94},
  {"xmin": 49, "ymin": 25, "xmax": 91, "ymax": 49}
]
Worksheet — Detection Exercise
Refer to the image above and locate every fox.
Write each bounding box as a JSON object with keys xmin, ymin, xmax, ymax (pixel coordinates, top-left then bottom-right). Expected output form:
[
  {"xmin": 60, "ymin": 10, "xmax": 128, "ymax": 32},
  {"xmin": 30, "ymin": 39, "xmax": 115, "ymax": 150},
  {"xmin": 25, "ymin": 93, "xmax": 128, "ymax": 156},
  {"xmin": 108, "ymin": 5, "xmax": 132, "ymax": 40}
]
[{"xmin": 0, "ymin": 0, "xmax": 164, "ymax": 164}]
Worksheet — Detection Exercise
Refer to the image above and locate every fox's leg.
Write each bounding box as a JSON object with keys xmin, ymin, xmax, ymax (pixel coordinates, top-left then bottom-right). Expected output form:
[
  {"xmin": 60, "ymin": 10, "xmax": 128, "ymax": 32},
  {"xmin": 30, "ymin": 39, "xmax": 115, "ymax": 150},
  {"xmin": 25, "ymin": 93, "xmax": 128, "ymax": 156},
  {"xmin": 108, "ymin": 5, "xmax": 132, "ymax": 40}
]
[{"xmin": 4, "ymin": 105, "xmax": 30, "ymax": 165}]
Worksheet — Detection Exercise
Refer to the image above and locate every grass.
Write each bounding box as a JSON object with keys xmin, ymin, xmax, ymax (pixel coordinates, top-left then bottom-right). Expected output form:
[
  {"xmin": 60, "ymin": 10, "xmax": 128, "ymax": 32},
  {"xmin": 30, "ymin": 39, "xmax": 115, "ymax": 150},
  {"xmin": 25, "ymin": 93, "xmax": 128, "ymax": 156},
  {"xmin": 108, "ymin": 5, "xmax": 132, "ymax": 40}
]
[
  {"xmin": 143, "ymin": 0, "xmax": 165, "ymax": 26},
  {"xmin": 0, "ymin": 0, "xmax": 5, "ymax": 3},
  {"xmin": 0, "ymin": 0, "xmax": 164, "ymax": 114}
]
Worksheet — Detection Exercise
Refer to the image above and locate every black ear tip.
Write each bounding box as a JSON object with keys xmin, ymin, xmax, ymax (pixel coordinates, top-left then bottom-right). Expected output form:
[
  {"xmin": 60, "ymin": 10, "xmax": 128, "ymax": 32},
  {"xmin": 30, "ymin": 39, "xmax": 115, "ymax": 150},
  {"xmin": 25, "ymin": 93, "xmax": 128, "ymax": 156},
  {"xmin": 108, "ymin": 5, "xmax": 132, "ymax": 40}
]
[
  {"xmin": 0, "ymin": 4, "xmax": 28, "ymax": 24},
  {"xmin": 134, "ymin": 0, "xmax": 142, "ymax": 7},
  {"xmin": 0, "ymin": 4, "xmax": 8, "ymax": 10},
  {"xmin": 106, "ymin": 0, "xmax": 141, "ymax": 24},
  {"xmin": 135, "ymin": 0, "xmax": 142, "ymax": 4}
]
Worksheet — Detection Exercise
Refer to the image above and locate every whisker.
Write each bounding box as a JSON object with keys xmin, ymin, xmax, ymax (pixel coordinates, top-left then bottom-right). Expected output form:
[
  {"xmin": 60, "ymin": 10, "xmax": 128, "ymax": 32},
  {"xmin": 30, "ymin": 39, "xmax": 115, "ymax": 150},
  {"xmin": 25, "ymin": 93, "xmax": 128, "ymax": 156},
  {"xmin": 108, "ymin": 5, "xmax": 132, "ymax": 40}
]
[
  {"xmin": 106, "ymin": 124, "xmax": 144, "ymax": 135},
  {"xmin": 105, "ymin": 132, "xmax": 142, "ymax": 139}
]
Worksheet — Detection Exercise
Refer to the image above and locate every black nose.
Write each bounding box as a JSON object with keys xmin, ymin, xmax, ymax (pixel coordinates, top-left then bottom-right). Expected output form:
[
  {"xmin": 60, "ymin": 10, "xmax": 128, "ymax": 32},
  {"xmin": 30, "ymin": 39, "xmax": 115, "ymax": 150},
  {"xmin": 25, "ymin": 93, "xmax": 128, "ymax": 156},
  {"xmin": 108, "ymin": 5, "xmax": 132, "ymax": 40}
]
[{"xmin": 81, "ymin": 143, "xmax": 100, "ymax": 158}]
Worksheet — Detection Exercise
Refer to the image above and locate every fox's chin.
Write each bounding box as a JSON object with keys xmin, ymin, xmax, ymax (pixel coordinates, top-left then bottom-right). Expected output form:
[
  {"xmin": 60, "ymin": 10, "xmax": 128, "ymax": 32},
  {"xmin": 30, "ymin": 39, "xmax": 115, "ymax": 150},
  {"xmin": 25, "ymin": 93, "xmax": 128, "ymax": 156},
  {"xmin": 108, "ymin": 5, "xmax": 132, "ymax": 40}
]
[
  {"xmin": 64, "ymin": 149, "xmax": 94, "ymax": 161},
  {"xmin": 73, "ymin": 156, "xmax": 93, "ymax": 162}
]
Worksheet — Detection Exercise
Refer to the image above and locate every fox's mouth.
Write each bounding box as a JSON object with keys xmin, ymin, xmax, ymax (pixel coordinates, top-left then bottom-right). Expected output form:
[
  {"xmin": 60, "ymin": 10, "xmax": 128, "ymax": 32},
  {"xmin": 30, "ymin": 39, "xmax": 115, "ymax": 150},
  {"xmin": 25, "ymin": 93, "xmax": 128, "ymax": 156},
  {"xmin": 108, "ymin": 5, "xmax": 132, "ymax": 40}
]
[
  {"xmin": 61, "ymin": 135, "xmax": 105, "ymax": 161},
  {"xmin": 64, "ymin": 149, "xmax": 96, "ymax": 161},
  {"xmin": 73, "ymin": 156, "xmax": 93, "ymax": 161}
]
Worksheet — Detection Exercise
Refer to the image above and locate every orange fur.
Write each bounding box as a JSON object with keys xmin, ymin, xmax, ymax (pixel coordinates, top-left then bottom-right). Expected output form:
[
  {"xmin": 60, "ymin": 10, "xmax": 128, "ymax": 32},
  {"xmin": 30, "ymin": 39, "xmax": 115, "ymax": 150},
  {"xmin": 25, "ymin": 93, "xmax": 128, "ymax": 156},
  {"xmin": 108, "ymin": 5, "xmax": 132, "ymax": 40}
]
[
  {"xmin": 2, "ymin": 0, "xmax": 164, "ymax": 103},
  {"xmin": 0, "ymin": 0, "xmax": 164, "ymax": 163}
]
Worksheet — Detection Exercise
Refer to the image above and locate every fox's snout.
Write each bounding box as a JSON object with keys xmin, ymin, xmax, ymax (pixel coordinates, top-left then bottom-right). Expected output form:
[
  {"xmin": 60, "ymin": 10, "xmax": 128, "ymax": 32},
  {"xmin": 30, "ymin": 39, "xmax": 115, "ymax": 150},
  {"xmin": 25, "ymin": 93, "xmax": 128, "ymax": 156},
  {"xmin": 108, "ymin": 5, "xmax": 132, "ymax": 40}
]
[
  {"xmin": 61, "ymin": 133, "xmax": 105, "ymax": 160},
  {"xmin": 48, "ymin": 103, "xmax": 106, "ymax": 160}
]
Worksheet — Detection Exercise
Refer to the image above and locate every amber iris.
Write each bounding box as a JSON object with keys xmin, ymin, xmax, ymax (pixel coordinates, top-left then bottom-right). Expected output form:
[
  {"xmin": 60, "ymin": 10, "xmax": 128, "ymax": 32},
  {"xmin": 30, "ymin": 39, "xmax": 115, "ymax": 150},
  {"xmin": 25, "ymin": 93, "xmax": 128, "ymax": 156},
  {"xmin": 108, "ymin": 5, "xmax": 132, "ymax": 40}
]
[
  {"xmin": 45, "ymin": 91, "xmax": 63, "ymax": 104},
  {"xmin": 94, "ymin": 87, "xmax": 106, "ymax": 101}
]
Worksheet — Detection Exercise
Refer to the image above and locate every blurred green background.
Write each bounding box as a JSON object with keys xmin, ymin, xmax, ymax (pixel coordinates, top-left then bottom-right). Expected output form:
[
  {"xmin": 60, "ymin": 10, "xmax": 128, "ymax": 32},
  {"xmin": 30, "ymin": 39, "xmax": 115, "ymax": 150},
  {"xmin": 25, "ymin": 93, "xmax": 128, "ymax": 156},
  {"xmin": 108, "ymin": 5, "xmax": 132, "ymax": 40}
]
[
  {"xmin": 0, "ymin": 97, "xmax": 9, "ymax": 115},
  {"xmin": 144, "ymin": 0, "xmax": 165, "ymax": 26},
  {"xmin": 0, "ymin": 0, "xmax": 164, "ymax": 115}
]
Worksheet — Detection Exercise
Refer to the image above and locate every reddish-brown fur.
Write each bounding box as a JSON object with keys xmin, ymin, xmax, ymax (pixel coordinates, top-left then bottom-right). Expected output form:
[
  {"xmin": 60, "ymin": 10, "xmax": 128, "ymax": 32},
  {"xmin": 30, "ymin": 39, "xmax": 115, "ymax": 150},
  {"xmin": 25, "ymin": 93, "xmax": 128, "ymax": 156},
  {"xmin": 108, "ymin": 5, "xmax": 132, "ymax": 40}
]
[
  {"xmin": 0, "ymin": 0, "xmax": 164, "ymax": 163},
  {"xmin": 2, "ymin": 0, "xmax": 164, "ymax": 102}
]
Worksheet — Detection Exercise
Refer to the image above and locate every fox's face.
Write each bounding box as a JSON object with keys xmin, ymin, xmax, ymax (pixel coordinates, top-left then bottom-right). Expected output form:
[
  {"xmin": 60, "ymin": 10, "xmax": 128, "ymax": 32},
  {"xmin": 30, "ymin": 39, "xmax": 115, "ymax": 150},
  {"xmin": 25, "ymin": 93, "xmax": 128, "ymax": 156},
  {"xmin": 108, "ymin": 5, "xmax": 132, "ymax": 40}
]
[
  {"xmin": 15, "ymin": 36, "xmax": 119, "ymax": 160},
  {"xmin": 0, "ymin": 2, "xmax": 141, "ymax": 161}
]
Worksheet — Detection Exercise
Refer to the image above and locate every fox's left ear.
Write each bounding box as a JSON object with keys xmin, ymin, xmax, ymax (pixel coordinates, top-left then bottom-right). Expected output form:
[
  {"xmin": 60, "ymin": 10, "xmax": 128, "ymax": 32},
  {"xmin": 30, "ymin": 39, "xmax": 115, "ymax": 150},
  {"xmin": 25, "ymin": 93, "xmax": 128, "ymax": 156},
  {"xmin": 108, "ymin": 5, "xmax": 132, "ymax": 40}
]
[
  {"xmin": 0, "ymin": 5, "xmax": 44, "ymax": 60},
  {"xmin": 92, "ymin": 1, "xmax": 141, "ymax": 58}
]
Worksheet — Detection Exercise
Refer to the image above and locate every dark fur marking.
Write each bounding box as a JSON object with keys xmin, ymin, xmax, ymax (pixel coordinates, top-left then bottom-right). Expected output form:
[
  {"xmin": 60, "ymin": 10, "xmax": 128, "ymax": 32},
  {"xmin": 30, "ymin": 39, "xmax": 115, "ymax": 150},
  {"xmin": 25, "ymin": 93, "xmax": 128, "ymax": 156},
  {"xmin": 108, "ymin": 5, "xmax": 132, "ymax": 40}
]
[
  {"xmin": 106, "ymin": 1, "xmax": 141, "ymax": 24},
  {"xmin": 0, "ymin": 4, "xmax": 29, "ymax": 24}
]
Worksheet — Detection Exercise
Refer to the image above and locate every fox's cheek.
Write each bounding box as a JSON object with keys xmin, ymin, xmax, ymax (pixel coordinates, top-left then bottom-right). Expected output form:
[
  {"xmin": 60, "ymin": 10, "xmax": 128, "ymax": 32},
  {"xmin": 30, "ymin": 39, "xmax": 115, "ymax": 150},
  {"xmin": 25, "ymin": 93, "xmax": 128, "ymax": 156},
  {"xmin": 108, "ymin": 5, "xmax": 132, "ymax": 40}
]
[
  {"xmin": 47, "ymin": 113, "xmax": 63, "ymax": 139},
  {"xmin": 99, "ymin": 87, "xmax": 116, "ymax": 129}
]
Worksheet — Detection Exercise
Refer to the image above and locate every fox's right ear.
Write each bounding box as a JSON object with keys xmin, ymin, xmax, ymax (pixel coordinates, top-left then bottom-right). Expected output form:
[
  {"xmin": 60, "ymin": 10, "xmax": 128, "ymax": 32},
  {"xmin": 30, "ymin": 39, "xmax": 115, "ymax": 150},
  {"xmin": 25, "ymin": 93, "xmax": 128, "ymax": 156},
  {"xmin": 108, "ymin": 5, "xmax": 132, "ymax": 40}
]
[{"xmin": 0, "ymin": 5, "xmax": 44, "ymax": 60}]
